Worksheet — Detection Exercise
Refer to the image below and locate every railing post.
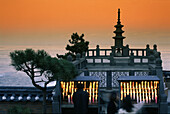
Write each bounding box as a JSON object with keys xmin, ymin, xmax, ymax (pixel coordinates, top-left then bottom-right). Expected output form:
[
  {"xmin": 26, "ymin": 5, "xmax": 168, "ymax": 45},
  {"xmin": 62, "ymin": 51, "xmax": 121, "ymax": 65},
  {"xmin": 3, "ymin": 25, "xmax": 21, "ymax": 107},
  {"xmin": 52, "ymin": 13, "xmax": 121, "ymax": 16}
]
[
  {"xmin": 122, "ymin": 45, "xmax": 129, "ymax": 56},
  {"xmin": 84, "ymin": 67, "xmax": 89, "ymax": 76},
  {"xmin": 111, "ymin": 46, "xmax": 115, "ymax": 57},
  {"xmin": 146, "ymin": 44, "xmax": 150, "ymax": 56},
  {"xmin": 96, "ymin": 45, "xmax": 100, "ymax": 57},
  {"xmin": 129, "ymin": 52, "xmax": 134, "ymax": 66},
  {"xmin": 148, "ymin": 50, "xmax": 155, "ymax": 64},
  {"xmin": 87, "ymin": 50, "xmax": 89, "ymax": 57},
  {"xmin": 82, "ymin": 52, "xmax": 86, "ymax": 58},
  {"xmin": 110, "ymin": 53, "xmax": 115, "ymax": 66},
  {"xmin": 153, "ymin": 44, "xmax": 157, "ymax": 51},
  {"xmin": 92, "ymin": 51, "xmax": 94, "ymax": 57},
  {"xmin": 127, "ymin": 45, "xmax": 129, "ymax": 56},
  {"xmin": 136, "ymin": 50, "xmax": 138, "ymax": 56},
  {"xmin": 76, "ymin": 53, "xmax": 81, "ymax": 60},
  {"xmin": 67, "ymin": 55, "xmax": 72, "ymax": 62},
  {"xmin": 105, "ymin": 50, "xmax": 107, "ymax": 56},
  {"xmin": 142, "ymin": 50, "xmax": 144, "ymax": 56},
  {"xmin": 131, "ymin": 49, "xmax": 133, "ymax": 55}
]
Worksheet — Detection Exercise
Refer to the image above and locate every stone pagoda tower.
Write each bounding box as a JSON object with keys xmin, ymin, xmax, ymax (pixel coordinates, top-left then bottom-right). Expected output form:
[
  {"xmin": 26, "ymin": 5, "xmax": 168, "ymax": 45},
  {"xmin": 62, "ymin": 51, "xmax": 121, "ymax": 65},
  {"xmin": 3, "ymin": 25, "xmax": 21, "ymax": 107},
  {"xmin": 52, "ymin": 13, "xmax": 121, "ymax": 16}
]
[{"xmin": 113, "ymin": 8, "xmax": 125, "ymax": 48}]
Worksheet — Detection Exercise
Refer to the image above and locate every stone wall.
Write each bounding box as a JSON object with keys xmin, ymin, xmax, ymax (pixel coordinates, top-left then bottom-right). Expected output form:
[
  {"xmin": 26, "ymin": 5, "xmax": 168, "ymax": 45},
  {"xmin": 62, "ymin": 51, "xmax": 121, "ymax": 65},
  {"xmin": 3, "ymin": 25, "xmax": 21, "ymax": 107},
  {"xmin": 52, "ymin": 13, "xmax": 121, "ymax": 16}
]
[{"xmin": 0, "ymin": 101, "xmax": 52, "ymax": 113}]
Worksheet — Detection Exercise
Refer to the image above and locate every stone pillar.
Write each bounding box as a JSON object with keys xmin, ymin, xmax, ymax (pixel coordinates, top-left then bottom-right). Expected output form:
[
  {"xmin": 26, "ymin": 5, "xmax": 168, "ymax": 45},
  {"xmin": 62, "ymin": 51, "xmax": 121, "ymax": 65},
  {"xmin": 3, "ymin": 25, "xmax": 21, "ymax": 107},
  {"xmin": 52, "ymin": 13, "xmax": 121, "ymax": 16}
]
[
  {"xmin": 156, "ymin": 58, "xmax": 164, "ymax": 94},
  {"xmin": 148, "ymin": 50, "xmax": 155, "ymax": 64},
  {"xmin": 146, "ymin": 44, "xmax": 150, "ymax": 56},
  {"xmin": 67, "ymin": 55, "xmax": 72, "ymax": 62},
  {"xmin": 106, "ymin": 71, "xmax": 112, "ymax": 89},
  {"xmin": 82, "ymin": 52, "xmax": 86, "ymax": 58},
  {"xmin": 154, "ymin": 52, "xmax": 159, "ymax": 60},
  {"xmin": 111, "ymin": 46, "xmax": 115, "ymax": 57},
  {"xmin": 87, "ymin": 50, "xmax": 89, "ymax": 57},
  {"xmin": 159, "ymin": 94, "xmax": 168, "ymax": 114},
  {"xmin": 123, "ymin": 45, "xmax": 129, "ymax": 56},
  {"xmin": 52, "ymin": 81, "xmax": 61, "ymax": 113},
  {"xmin": 96, "ymin": 45, "xmax": 100, "ymax": 57},
  {"xmin": 110, "ymin": 53, "xmax": 115, "ymax": 66},
  {"xmin": 155, "ymin": 57, "xmax": 168, "ymax": 113},
  {"xmin": 126, "ymin": 45, "xmax": 129, "ymax": 56},
  {"xmin": 153, "ymin": 44, "xmax": 157, "ymax": 51},
  {"xmin": 84, "ymin": 67, "xmax": 89, "ymax": 76},
  {"xmin": 76, "ymin": 53, "xmax": 81, "ymax": 60}
]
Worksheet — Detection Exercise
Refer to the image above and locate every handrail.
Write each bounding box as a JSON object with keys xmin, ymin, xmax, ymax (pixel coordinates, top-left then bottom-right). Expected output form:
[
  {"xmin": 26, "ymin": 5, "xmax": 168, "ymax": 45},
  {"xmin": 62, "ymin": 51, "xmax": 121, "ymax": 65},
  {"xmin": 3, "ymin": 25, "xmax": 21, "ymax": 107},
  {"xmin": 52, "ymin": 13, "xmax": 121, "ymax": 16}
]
[{"xmin": 87, "ymin": 48, "xmax": 148, "ymax": 57}]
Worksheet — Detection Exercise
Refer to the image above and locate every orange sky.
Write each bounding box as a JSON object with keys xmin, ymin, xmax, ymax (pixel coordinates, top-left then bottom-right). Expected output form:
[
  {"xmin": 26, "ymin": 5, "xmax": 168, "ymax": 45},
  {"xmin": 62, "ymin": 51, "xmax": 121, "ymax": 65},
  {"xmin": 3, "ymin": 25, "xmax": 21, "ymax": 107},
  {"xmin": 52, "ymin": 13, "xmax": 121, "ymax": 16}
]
[{"xmin": 0, "ymin": 0, "xmax": 170, "ymax": 47}]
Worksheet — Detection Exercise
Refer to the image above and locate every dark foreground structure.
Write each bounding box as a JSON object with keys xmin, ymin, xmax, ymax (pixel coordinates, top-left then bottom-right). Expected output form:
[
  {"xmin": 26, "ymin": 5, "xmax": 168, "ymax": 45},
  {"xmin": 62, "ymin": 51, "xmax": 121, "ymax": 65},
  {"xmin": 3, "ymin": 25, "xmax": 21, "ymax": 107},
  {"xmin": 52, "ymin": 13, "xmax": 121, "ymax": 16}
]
[
  {"xmin": 0, "ymin": 9, "xmax": 168, "ymax": 113},
  {"xmin": 0, "ymin": 87, "xmax": 53, "ymax": 113}
]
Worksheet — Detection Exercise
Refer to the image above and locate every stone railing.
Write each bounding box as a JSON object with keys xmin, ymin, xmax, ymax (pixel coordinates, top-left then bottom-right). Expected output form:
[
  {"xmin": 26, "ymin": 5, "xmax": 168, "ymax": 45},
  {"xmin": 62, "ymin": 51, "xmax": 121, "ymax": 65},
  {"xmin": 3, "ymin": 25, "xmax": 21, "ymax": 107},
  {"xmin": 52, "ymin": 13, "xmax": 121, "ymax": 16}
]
[
  {"xmin": 129, "ymin": 49, "xmax": 147, "ymax": 56},
  {"xmin": 86, "ymin": 46, "xmax": 148, "ymax": 57},
  {"xmin": 87, "ymin": 49, "xmax": 112, "ymax": 57},
  {"xmin": 72, "ymin": 58, "xmax": 86, "ymax": 71},
  {"xmin": 67, "ymin": 53, "xmax": 87, "ymax": 74},
  {"xmin": 85, "ymin": 44, "xmax": 161, "ymax": 66}
]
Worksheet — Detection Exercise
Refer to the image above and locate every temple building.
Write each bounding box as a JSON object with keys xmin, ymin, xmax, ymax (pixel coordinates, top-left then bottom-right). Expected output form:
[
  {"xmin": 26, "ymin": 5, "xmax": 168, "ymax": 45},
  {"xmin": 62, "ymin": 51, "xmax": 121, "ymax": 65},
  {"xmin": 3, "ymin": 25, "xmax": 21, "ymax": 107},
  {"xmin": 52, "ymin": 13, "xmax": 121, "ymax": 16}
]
[{"xmin": 76, "ymin": 8, "xmax": 168, "ymax": 113}]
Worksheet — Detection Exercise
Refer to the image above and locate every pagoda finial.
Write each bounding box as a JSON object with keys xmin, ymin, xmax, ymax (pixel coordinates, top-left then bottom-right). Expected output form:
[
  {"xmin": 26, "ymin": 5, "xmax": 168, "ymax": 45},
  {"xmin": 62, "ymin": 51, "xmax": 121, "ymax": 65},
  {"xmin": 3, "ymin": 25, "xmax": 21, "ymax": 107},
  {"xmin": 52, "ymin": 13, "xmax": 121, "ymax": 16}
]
[
  {"xmin": 112, "ymin": 8, "xmax": 125, "ymax": 47},
  {"xmin": 118, "ymin": 8, "xmax": 120, "ymax": 24}
]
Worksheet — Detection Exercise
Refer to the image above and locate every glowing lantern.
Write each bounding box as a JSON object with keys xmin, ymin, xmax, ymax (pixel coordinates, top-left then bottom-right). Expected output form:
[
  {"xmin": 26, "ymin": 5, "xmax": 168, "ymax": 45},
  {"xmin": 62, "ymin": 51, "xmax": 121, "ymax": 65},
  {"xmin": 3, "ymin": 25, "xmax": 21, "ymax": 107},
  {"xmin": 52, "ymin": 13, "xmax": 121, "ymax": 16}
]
[
  {"xmin": 118, "ymin": 76, "xmax": 160, "ymax": 104},
  {"xmin": 60, "ymin": 76, "xmax": 100, "ymax": 104}
]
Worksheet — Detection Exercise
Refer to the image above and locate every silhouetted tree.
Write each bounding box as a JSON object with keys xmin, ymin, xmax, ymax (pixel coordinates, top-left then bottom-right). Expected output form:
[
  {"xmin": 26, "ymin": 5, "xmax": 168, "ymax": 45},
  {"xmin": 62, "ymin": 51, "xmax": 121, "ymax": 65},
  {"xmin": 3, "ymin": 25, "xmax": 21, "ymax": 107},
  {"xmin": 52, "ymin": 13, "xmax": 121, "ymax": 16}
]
[
  {"xmin": 10, "ymin": 49, "xmax": 78, "ymax": 114},
  {"xmin": 57, "ymin": 32, "xmax": 89, "ymax": 60}
]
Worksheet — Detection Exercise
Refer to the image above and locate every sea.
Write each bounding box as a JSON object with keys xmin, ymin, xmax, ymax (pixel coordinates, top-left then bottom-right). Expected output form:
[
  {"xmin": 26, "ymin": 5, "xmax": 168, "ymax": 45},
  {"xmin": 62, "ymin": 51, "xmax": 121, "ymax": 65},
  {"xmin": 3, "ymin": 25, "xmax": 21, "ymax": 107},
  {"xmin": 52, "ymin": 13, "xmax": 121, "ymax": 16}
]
[
  {"xmin": 0, "ymin": 45, "xmax": 66, "ymax": 87},
  {"xmin": 0, "ymin": 44, "xmax": 170, "ymax": 87}
]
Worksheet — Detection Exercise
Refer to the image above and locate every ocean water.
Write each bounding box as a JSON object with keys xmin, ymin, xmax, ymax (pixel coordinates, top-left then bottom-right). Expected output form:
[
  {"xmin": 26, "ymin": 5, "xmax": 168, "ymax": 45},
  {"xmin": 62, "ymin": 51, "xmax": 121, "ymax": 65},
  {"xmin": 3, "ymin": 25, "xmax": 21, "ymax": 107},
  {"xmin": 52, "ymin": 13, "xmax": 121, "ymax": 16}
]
[
  {"xmin": 0, "ymin": 45, "xmax": 170, "ymax": 86},
  {"xmin": 0, "ymin": 45, "xmax": 65, "ymax": 86}
]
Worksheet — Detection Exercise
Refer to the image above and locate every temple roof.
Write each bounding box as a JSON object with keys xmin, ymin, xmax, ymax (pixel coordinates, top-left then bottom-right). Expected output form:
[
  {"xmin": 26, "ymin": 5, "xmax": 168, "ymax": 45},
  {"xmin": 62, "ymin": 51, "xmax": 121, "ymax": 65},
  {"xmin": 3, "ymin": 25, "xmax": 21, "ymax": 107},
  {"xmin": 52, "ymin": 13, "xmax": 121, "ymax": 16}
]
[
  {"xmin": 117, "ymin": 76, "xmax": 160, "ymax": 81},
  {"xmin": 72, "ymin": 76, "xmax": 101, "ymax": 81}
]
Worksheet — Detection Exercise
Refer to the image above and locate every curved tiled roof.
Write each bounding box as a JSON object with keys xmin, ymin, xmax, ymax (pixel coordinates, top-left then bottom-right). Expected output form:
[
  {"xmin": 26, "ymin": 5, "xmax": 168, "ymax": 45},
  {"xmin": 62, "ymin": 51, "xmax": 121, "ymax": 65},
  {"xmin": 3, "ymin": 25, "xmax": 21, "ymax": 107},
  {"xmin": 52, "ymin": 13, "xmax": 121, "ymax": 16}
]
[{"xmin": 0, "ymin": 86, "xmax": 55, "ymax": 102}]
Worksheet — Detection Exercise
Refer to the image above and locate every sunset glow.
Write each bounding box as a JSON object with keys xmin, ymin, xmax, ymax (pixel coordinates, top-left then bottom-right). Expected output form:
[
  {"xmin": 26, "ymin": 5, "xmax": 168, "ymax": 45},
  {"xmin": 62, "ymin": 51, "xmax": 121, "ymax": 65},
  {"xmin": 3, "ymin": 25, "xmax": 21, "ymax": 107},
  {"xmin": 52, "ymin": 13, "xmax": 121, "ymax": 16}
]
[
  {"xmin": 0, "ymin": 0, "xmax": 170, "ymax": 47},
  {"xmin": 1, "ymin": 0, "xmax": 170, "ymax": 31}
]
